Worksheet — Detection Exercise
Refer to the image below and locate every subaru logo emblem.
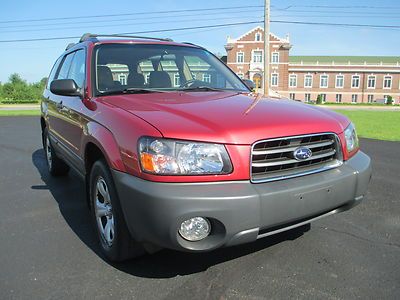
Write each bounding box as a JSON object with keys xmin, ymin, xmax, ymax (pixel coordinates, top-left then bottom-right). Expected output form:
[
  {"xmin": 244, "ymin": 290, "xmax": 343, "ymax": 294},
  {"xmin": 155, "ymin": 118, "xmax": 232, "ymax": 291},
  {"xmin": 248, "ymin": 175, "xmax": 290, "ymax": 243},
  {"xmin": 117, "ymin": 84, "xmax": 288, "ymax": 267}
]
[{"xmin": 293, "ymin": 147, "xmax": 312, "ymax": 161}]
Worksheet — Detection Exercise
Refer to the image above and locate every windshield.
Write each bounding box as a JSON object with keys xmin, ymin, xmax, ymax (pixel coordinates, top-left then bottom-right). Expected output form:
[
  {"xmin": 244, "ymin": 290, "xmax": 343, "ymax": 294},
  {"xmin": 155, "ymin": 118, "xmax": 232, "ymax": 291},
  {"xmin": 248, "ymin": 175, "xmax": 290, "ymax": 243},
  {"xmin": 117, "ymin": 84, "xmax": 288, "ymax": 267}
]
[{"xmin": 94, "ymin": 43, "xmax": 248, "ymax": 95}]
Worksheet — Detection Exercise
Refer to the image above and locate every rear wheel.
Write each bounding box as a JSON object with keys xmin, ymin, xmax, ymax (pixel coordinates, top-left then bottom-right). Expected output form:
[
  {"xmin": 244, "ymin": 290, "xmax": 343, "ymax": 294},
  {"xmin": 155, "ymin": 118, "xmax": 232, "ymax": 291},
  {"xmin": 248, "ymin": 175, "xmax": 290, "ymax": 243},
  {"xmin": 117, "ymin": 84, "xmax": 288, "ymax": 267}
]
[
  {"xmin": 90, "ymin": 159, "xmax": 145, "ymax": 262},
  {"xmin": 43, "ymin": 129, "xmax": 69, "ymax": 176}
]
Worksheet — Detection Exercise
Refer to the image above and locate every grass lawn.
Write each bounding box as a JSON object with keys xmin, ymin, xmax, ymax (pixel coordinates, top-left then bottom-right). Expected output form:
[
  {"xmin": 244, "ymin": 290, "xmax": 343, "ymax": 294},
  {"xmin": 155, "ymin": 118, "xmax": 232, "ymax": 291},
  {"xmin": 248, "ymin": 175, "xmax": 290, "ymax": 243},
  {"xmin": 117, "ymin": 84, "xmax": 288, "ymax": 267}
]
[
  {"xmin": 0, "ymin": 110, "xmax": 40, "ymax": 116},
  {"xmin": 334, "ymin": 110, "xmax": 400, "ymax": 141}
]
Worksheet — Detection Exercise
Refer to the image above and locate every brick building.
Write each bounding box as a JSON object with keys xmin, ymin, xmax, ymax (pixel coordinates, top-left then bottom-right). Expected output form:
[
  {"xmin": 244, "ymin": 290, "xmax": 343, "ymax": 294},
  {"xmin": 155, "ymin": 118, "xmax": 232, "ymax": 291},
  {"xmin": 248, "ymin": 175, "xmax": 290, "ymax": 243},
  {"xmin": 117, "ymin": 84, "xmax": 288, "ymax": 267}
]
[{"xmin": 225, "ymin": 26, "xmax": 400, "ymax": 103}]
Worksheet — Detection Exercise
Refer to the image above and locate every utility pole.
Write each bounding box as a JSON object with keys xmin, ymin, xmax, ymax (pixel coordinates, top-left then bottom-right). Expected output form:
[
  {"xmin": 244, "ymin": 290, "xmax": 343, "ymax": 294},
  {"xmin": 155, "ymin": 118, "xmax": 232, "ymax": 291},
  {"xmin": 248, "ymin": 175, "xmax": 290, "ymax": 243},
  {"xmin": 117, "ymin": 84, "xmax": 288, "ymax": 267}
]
[{"xmin": 263, "ymin": 0, "xmax": 270, "ymax": 96}]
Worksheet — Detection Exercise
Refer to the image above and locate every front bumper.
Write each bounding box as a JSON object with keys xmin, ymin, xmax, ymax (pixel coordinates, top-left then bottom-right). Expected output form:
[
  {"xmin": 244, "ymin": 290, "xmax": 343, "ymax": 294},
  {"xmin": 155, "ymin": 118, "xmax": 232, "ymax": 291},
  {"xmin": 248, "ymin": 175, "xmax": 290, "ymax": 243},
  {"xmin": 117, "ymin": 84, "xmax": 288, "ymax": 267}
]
[{"xmin": 113, "ymin": 150, "xmax": 371, "ymax": 252}]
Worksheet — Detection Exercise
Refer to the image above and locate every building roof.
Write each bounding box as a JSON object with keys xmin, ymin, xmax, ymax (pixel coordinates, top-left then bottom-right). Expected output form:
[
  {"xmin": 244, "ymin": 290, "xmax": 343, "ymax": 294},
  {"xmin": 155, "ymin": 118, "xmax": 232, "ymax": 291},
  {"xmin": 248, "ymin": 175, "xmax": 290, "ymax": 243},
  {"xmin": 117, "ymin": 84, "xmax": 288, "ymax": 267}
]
[
  {"xmin": 227, "ymin": 26, "xmax": 289, "ymax": 44},
  {"xmin": 289, "ymin": 56, "xmax": 400, "ymax": 64}
]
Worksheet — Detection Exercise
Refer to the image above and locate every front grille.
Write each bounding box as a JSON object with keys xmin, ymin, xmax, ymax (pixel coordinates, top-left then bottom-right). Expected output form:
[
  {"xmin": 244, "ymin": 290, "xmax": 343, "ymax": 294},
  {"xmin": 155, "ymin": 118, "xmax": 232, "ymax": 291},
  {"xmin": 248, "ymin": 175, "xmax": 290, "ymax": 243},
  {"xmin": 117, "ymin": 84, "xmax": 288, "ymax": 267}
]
[{"xmin": 251, "ymin": 133, "xmax": 343, "ymax": 183}]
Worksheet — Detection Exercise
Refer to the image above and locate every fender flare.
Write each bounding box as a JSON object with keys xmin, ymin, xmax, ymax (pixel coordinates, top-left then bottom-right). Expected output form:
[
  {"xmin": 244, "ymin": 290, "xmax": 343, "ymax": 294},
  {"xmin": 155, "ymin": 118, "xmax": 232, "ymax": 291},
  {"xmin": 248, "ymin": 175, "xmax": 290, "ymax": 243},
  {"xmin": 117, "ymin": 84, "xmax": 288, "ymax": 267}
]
[{"xmin": 83, "ymin": 121, "xmax": 126, "ymax": 173}]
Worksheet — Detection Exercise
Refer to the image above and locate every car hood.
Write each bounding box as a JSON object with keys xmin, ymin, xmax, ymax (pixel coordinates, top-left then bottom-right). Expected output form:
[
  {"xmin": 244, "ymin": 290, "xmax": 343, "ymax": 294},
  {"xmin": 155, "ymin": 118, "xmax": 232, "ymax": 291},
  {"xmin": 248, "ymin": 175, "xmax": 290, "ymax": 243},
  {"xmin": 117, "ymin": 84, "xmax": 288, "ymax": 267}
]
[{"xmin": 99, "ymin": 92, "xmax": 350, "ymax": 145}]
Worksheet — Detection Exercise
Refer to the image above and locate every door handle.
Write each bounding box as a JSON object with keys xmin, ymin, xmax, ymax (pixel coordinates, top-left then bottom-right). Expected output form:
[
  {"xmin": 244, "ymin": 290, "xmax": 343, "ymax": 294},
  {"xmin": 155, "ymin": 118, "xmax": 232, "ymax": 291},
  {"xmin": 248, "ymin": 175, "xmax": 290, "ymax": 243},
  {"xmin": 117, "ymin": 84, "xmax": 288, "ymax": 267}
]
[{"xmin": 56, "ymin": 101, "xmax": 64, "ymax": 110}]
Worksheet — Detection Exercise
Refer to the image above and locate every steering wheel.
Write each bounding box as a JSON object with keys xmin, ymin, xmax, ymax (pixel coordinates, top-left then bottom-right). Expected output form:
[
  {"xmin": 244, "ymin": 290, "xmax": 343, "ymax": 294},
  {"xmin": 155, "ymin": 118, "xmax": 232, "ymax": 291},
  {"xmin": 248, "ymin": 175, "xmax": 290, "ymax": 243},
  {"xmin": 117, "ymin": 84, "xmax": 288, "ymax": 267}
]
[{"xmin": 180, "ymin": 79, "xmax": 198, "ymax": 88}]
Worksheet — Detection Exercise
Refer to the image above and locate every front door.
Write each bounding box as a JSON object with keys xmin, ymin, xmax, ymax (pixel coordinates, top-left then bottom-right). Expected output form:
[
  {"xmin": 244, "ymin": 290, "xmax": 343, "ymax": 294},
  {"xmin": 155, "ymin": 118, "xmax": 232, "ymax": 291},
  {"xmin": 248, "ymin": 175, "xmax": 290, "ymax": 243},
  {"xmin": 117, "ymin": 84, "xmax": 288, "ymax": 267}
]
[{"xmin": 49, "ymin": 49, "xmax": 86, "ymax": 173}]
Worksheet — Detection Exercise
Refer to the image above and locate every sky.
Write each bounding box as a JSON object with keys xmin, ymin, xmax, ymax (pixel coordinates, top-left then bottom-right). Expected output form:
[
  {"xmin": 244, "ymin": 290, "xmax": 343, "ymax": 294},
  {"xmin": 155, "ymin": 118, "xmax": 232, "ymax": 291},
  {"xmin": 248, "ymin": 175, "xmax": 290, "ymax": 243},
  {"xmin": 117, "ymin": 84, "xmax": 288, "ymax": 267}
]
[{"xmin": 0, "ymin": 0, "xmax": 399, "ymax": 83}]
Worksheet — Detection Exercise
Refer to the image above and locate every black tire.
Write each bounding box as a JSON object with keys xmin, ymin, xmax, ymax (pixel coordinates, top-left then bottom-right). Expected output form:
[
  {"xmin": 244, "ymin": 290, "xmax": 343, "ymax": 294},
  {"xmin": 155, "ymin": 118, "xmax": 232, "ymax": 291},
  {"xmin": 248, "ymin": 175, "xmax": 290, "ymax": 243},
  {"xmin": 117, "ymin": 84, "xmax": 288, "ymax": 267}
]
[
  {"xmin": 43, "ymin": 128, "xmax": 70, "ymax": 176},
  {"xmin": 89, "ymin": 159, "xmax": 145, "ymax": 262}
]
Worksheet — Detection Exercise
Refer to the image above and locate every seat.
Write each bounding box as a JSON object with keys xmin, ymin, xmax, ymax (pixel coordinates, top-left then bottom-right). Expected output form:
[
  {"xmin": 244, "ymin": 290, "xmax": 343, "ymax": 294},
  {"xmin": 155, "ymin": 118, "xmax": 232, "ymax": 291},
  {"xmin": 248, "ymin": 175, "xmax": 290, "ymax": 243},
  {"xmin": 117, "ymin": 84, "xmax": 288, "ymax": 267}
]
[
  {"xmin": 97, "ymin": 66, "xmax": 116, "ymax": 91},
  {"xmin": 149, "ymin": 71, "xmax": 172, "ymax": 88},
  {"xmin": 127, "ymin": 73, "xmax": 145, "ymax": 88}
]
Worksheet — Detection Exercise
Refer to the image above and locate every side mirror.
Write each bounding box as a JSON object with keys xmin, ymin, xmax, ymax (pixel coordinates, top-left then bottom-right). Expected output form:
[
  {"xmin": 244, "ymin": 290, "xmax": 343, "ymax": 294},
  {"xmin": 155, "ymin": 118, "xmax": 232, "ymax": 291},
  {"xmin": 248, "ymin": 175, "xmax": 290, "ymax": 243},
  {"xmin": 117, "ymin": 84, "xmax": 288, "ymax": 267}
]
[
  {"xmin": 50, "ymin": 79, "xmax": 81, "ymax": 97},
  {"xmin": 242, "ymin": 79, "xmax": 256, "ymax": 92}
]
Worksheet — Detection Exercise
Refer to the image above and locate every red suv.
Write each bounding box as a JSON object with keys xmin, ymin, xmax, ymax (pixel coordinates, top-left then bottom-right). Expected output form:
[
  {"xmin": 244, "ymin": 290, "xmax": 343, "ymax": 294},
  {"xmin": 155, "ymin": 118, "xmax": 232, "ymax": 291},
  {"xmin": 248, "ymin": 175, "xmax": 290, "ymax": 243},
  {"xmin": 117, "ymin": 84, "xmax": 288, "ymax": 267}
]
[{"xmin": 41, "ymin": 34, "xmax": 371, "ymax": 261}]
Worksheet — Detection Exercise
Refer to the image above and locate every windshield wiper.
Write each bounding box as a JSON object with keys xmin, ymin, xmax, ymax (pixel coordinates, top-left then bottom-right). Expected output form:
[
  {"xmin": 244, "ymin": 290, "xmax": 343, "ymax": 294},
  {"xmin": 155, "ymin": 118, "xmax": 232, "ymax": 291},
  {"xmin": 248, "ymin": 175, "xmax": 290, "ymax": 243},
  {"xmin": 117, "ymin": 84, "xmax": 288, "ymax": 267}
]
[
  {"xmin": 99, "ymin": 88, "xmax": 168, "ymax": 96},
  {"xmin": 179, "ymin": 86, "xmax": 226, "ymax": 92}
]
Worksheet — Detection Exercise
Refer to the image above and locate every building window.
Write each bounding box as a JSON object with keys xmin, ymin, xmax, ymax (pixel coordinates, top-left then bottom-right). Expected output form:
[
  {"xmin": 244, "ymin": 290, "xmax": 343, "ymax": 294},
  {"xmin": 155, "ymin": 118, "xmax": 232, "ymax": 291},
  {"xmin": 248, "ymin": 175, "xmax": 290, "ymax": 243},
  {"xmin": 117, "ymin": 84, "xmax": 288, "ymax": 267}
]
[
  {"xmin": 304, "ymin": 74, "xmax": 313, "ymax": 88},
  {"xmin": 271, "ymin": 52, "xmax": 279, "ymax": 63},
  {"xmin": 383, "ymin": 75, "xmax": 392, "ymax": 89},
  {"xmin": 304, "ymin": 93, "xmax": 311, "ymax": 102},
  {"xmin": 335, "ymin": 75, "xmax": 344, "ymax": 88},
  {"xmin": 352, "ymin": 75, "xmax": 360, "ymax": 88},
  {"xmin": 118, "ymin": 74, "xmax": 127, "ymax": 85},
  {"xmin": 203, "ymin": 73, "xmax": 211, "ymax": 83},
  {"xmin": 237, "ymin": 73, "xmax": 244, "ymax": 79},
  {"xmin": 367, "ymin": 95, "xmax": 374, "ymax": 103},
  {"xmin": 319, "ymin": 94, "xmax": 326, "ymax": 102},
  {"xmin": 367, "ymin": 75, "xmax": 376, "ymax": 89},
  {"xmin": 336, "ymin": 94, "xmax": 342, "ymax": 103},
  {"xmin": 289, "ymin": 93, "xmax": 295, "ymax": 100},
  {"xmin": 289, "ymin": 74, "xmax": 297, "ymax": 88},
  {"xmin": 145, "ymin": 73, "xmax": 150, "ymax": 84},
  {"xmin": 352, "ymin": 94, "xmax": 358, "ymax": 103},
  {"xmin": 255, "ymin": 32, "xmax": 262, "ymax": 41},
  {"xmin": 271, "ymin": 73, "xmax": 279, "ymax": 87},
  {"xmin": 253, "ymin": 50, "xmax": 263, "ymax": 63},
  {"xmin": 236, "ymin": 52, "xmax": 244, "ymax": 63},
  {"xmin": 320, "ymin": 75, "xmax": 328, "ymax": 88},
  {"xmin": 173, "ymin": 73, "xmax": 180, "ymax": 87}
]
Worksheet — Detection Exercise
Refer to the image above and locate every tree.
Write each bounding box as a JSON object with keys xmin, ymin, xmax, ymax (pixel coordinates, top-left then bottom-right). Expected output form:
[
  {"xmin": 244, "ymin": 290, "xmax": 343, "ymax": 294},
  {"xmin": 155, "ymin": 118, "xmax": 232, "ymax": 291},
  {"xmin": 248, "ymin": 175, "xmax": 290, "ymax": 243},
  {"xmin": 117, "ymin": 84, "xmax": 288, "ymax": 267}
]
[
  {"xmin": 0, "ymin": 73, "xmax": 41, "ymax": 102},
  {"xmin": 316, "ymin": 94, "xmax": 323, "ymax": 104}
]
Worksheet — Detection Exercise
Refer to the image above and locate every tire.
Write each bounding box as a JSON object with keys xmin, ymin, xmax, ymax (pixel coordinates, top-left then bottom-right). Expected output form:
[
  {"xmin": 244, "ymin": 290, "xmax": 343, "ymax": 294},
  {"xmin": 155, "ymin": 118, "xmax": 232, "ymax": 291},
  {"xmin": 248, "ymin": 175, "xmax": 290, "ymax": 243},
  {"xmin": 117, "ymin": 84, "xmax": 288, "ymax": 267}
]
[
  {"xmin": 43, "ymin": 128, "xmax": 70, "ymax": 176},
  {"xmin": 89, "ymin": 159, "xmax": 145, "ymax": 262}
]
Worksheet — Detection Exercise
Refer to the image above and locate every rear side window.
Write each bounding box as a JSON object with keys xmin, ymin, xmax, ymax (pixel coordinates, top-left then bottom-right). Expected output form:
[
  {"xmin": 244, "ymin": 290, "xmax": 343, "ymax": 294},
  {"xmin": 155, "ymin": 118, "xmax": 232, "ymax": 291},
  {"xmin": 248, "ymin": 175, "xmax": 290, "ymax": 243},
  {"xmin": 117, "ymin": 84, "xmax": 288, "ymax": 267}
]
[
  {"xmin": 57, "ymin": 52, "xmax": 75, "ymax": 80},
  {"xmin": 56, "ymin": 49, "xmax": 86, "ymax": 88},
  {"xmin": 46, "ymin": 56, "xmax": 62, "ymax": 89}
]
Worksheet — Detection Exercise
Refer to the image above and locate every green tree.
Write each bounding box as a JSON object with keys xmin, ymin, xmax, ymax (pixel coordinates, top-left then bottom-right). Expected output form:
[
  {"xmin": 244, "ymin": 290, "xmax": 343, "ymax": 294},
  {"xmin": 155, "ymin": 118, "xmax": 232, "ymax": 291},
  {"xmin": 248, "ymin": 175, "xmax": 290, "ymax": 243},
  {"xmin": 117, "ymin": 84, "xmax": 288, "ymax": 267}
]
[
  {"xmin": 316, "ymin": 94, "xmax": 323, "ymax": 104},
  {"xmin": 386, "ymin": 95, "xmax": 393, "ymax": 105},
  {"xmin": 0, "ymin": 73, "xmax": 47, "ymax": 103}
]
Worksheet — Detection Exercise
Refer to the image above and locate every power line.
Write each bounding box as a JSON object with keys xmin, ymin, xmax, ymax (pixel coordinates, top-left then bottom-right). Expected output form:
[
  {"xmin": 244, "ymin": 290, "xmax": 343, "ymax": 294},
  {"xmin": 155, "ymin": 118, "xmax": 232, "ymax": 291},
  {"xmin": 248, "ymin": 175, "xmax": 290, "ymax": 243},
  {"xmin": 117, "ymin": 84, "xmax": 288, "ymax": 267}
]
[
  {"xmin": 284, "ymin": 5, "xmax": 400, "ymax": 9},
  {"xmin": 0, "ymin": 9, "xmax": 259, "ymax": 30},
  {"xmin": 0, "ymin": 21, "xmax": 263, "ymax": 43},
  {"xmin": 276, "ymin": 5, "xmax": 400, "ymax": 10},
  {"xmin": 1, "ymin": 19, "xmax": 400, "ymax": 44},
  {"xmin": 273, "ymin": 14, "xmax": 400, "ymax": 19},
  {"xmin": 272, "ymin": 9, "xmax": 400, "ymax": 15},
  {"xmin": 271, "ymin": 20, "xmax": 400, "ymax": 29},
  {"xmin": 0, "ymin": 6, "xmax": 263, "ymax": 24},
  {"xmin": 0, "ymin": 15, "xmax": 263, "ymax": 34}
]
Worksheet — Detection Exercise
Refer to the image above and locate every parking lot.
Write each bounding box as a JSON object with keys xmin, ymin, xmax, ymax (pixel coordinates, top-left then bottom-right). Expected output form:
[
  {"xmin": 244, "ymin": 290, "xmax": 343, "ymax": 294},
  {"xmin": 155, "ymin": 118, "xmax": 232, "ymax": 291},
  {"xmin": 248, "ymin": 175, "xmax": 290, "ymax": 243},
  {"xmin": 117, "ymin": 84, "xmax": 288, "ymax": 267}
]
[{"xmin": 0, "ymin": 116, "xmax": 399, "ymax": 299}]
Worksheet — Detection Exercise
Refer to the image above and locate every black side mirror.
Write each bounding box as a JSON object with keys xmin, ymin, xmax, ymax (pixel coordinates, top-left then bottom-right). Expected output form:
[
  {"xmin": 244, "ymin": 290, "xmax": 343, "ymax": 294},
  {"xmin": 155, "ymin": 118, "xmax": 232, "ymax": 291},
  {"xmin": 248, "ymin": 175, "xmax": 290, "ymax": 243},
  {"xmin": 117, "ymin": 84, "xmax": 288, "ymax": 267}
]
[
  {"xmin": 242, "ymin": 79, "xmax": 256, "ymax": 92},
  {"xmin": 50, "ymin": 79, "xmax": 81, "ymax": 97}
]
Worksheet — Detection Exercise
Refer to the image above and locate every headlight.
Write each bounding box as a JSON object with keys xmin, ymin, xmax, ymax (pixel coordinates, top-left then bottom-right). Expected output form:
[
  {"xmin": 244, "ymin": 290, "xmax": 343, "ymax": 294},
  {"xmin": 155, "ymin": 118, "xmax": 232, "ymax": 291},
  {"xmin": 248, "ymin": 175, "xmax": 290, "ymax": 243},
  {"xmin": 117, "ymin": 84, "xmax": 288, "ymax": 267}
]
[
  {"xmin": 138, "ymin": 137, "xmax": 232, "ymax": 175},
  {"xmin": 344, "ymin": 122, "xmax": 359, "ymax": 153}
]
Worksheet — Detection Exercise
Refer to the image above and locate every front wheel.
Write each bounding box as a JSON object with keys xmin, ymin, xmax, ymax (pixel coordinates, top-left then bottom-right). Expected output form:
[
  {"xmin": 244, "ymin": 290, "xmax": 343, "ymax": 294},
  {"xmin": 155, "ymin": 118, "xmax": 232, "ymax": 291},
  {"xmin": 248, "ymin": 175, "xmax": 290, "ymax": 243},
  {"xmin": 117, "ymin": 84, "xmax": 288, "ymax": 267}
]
[{"xmin": 90, "ymin": 159, "xmax": 145, "ymax": 262}]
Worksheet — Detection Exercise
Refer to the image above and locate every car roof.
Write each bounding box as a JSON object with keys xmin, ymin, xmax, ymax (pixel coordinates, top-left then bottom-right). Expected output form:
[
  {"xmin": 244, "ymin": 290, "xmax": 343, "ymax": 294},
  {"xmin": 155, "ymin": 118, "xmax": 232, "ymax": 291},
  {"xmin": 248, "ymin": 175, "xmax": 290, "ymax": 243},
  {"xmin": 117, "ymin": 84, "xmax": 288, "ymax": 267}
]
[{"xmin": 65, "ymin": 33, "xmax": 202, "ymax": 51}]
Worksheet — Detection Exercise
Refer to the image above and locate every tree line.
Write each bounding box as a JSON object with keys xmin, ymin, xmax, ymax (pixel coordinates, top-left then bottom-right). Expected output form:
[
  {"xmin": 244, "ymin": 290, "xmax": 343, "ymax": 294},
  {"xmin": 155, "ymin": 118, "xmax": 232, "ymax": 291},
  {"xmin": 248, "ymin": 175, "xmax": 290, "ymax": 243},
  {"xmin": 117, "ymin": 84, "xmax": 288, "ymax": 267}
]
[{"xmin": 0, "ymin": 74, "xmax": 47, "ymax": 104}]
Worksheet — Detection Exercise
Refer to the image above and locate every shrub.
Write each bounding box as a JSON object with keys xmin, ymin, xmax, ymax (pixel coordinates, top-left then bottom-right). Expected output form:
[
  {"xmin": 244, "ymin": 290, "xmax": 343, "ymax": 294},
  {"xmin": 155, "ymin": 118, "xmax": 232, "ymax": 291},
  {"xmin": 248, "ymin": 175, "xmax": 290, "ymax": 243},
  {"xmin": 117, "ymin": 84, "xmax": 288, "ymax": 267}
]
[
  {"xmin": 316, "ymin": 94, "xmax": 323, "ymax": 104},
  {"xmin": 386, "ymin": 96, "xmax": 393, "ymax": 105}
]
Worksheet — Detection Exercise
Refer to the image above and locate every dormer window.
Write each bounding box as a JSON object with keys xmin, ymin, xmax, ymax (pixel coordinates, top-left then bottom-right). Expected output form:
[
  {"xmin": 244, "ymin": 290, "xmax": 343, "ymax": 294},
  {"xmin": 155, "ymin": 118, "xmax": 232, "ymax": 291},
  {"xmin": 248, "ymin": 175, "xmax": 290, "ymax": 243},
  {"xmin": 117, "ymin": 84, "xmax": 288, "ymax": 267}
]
[{"xmin": 255, "ymin": 32, "xmax": 262, "ymax": 41}]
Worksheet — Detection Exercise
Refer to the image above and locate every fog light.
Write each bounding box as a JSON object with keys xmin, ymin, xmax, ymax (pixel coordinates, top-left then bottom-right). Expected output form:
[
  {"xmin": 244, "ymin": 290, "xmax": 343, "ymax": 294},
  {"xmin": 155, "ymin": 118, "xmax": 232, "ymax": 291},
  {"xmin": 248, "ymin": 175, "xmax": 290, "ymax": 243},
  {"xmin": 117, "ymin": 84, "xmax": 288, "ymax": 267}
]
[{"xmin": 179, "ymin": 217, "xmax": 211, "ymax": 241}]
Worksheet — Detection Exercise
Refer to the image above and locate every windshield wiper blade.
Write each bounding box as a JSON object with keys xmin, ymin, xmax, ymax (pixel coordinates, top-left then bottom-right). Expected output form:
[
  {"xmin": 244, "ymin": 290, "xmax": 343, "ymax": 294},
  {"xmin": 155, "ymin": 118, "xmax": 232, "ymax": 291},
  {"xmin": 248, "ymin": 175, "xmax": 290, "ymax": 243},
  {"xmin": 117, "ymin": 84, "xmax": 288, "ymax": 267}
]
[
  {"xmin": 179, "ymin": 86, "xmax": 225, "ymax": 92},
  {"xmin": 99, "ymin": 88, "xmax": 167, "ymax": 96},
  {"xmin": 123, "ymin": 88, "xmax": 169, "ymax": 94}
]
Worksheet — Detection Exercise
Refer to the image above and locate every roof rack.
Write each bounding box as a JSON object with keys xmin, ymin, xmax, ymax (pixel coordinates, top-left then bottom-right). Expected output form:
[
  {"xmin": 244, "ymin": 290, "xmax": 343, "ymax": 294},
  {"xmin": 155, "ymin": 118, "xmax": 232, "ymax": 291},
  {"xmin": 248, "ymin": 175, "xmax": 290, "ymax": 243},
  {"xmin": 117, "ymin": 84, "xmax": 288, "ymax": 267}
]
[
  {"xmin": 65, "ymin": 43, "xmax": 76, "ymax": 50},
  {"xmin": 78, "ymin": 33, "xmax": 173, "ymax": 43},
  {"xmin": 181, "ymin": 42, "xmax": 204, "ymax": 49}
]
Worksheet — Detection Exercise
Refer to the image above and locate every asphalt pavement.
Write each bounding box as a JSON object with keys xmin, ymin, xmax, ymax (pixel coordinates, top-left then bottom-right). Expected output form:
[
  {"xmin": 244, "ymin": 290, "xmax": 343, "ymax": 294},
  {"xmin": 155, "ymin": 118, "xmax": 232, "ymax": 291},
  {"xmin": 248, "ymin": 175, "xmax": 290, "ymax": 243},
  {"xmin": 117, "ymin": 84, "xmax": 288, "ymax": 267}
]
[{"xmin": 0, "ymin": 117, "xmax": 399, "ymax": 299}]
